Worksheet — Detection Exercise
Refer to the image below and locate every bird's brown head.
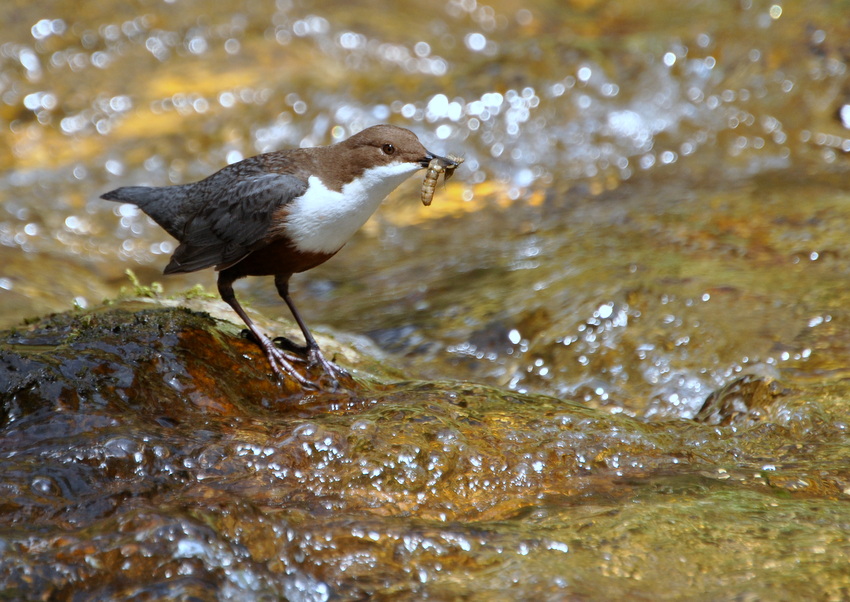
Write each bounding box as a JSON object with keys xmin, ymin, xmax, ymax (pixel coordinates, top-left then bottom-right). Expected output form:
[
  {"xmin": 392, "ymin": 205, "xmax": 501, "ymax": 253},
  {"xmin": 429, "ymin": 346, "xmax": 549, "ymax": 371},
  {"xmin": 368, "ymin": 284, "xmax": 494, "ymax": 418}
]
[{"xmin": 334, "ymin": 124, "xmax": 453, "ymax": 174}]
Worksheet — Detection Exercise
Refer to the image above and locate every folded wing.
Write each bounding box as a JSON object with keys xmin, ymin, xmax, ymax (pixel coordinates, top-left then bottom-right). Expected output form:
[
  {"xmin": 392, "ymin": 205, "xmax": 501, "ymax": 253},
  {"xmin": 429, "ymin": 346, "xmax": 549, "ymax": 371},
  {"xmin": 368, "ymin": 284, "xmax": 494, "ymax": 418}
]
[{"xmin": 165, "ymin": 171, "xmax": 307, "ymax": 273}]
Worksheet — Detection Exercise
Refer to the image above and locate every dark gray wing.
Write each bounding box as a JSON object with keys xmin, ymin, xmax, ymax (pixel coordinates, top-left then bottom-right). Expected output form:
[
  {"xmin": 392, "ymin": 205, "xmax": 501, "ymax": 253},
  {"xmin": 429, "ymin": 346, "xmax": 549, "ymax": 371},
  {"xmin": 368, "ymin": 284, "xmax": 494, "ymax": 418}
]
[{"xmin": 164, "ymin": 171, "xmax": 307, "ymax": 274}]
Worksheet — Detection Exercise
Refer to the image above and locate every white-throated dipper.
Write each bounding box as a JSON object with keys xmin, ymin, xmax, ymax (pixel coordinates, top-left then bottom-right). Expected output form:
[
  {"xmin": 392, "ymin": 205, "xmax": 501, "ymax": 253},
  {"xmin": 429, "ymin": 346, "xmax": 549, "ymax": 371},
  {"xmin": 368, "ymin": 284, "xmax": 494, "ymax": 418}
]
[{"xmin": 102, "ymin": 124, "xmax": 460, "ymax": 388}]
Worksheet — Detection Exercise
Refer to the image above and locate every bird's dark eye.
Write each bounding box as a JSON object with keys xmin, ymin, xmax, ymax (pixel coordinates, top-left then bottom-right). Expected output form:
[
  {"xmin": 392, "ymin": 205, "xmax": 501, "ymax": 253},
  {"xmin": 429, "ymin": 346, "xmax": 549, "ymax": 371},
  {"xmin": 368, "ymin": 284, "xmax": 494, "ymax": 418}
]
[{"xmin": 382, "ymin": 143, "xmax": 395, "ymax": 155}]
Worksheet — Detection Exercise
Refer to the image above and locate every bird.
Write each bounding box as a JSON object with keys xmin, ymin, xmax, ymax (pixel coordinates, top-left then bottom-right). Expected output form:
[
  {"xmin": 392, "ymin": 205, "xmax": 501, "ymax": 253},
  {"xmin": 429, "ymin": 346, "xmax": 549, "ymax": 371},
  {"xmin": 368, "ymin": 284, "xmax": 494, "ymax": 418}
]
[{"xmin": 101, "ymin": 124, "xmax": 460, "ymax": 389}]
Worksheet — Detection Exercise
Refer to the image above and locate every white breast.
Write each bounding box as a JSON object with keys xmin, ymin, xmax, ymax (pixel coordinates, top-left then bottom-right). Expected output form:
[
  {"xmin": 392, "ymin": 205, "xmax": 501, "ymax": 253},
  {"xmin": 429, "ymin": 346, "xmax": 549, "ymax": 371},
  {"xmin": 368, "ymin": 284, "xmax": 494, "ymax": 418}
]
[{"xmin": 284, "ymin": 161, "xmax": 422, "ymax": 254}]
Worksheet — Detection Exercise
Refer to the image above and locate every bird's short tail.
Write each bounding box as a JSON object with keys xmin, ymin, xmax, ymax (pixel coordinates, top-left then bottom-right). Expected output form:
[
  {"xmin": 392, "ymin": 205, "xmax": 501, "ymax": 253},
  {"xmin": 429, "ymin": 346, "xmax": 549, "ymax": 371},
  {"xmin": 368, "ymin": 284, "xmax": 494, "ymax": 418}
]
[
  {"xmin": 101, "ymin": 186, "xmax": 157, "ymax": 206},
  {"xmin": 101, "ymin": 185, "xmax": 187, "ymax": 239}
]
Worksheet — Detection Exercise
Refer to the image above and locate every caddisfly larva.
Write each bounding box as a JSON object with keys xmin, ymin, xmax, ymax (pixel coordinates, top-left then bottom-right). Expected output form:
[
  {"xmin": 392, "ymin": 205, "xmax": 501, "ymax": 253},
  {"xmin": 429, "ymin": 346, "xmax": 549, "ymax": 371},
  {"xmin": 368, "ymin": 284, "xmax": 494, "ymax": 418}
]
[
  {"xmin": 421, "ymin": 158, "xmax": 446, "ymax": 206},
  {"xmin": 420, "ymin": 154, "xmax": 464, "ymax": 206}
]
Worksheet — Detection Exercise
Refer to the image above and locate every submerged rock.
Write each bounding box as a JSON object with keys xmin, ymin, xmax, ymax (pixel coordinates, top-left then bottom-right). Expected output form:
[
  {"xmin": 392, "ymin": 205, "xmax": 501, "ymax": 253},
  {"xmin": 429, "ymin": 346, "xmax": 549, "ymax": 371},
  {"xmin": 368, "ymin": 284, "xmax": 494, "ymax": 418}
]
[{"xmin": 694, "ymin": 374, "xmax": 791, "ymax": 426}]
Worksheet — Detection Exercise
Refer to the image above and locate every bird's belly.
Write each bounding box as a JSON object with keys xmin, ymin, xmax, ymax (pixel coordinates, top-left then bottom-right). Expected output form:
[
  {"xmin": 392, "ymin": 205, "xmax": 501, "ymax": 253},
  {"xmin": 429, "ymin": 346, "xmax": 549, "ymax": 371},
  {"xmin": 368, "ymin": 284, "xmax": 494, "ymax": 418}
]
[{"xmin": 222, "ymin": 239, "xmax": 337, "ymax": 277}]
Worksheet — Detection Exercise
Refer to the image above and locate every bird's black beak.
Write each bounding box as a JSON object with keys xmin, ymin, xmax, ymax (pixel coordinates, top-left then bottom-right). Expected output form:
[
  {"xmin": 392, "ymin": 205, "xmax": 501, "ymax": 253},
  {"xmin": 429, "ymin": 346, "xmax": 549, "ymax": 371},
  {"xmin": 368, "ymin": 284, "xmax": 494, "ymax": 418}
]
[{"xmin": 420, "ymin": 151, "xmax": 460, "ymax": 169}]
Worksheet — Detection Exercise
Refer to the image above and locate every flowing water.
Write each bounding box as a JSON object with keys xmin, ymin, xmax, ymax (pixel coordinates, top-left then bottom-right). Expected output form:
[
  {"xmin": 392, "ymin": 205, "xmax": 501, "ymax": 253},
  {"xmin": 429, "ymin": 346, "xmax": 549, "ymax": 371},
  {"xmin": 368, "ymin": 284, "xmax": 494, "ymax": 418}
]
[{"xmin": 3, "ymin": 0, "xmax": 850, "ymax": 599}]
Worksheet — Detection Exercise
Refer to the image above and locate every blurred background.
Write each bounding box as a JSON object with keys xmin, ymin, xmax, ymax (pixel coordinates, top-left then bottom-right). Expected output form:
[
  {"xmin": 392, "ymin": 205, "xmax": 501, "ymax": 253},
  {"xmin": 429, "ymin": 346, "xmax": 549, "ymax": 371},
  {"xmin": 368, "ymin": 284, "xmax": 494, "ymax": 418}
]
[{"xmin": 3, "ymin": 0, "xmax": 850, "ymax": 416}]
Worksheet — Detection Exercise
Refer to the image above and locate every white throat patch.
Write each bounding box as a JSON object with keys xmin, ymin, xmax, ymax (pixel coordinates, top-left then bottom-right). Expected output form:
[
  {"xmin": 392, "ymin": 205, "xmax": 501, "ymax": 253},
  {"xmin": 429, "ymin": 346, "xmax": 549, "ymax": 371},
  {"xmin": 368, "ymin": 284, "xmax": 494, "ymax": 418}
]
[{"xmin": 284, "ymin": 161, "xmax": 422, "ymax": 254}]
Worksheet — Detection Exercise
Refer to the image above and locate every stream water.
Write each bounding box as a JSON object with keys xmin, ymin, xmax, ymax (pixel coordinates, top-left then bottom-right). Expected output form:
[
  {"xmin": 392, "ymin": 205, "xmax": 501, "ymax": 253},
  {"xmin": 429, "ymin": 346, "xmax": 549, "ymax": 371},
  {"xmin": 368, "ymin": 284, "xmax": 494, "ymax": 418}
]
[{"xmin": 3, "ymin": 0, "xmax": 850, "ymax": 599}]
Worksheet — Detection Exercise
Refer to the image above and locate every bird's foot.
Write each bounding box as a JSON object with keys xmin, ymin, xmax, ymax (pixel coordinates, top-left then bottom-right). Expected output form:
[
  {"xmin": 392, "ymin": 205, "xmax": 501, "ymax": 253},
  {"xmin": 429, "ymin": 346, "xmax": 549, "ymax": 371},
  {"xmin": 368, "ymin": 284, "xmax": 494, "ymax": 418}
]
[
  {"xmin": 273, "ymin": 335, "xmax": 350, "ymax": 390},
  {"xmin": 260, "ymin": 339, "xmax": 320, "ymax": 389},
  {"xmin": 244, "ymin": 329, "xmax": 348, "ymax": 390},
  {"xmin": 306, "ymin": 346, "xmax": 350, "ymax": 391},
  {"xmin": 241, "ymin": 329, "xmax": 316, "ymax": 388}
]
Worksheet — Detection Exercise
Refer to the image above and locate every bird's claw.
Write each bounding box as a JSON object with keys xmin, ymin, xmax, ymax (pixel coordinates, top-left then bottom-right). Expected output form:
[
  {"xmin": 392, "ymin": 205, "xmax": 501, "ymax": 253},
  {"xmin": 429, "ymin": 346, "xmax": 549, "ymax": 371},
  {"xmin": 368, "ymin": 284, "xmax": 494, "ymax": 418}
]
[
  {"xmin": 265, "ymin": 337, "xmax": 348, "ymax": 390},
  {"xmin": 306, "ymin": 347, "xmax": 349, "ymax": 391},
  {"xmin": 261, "ymin": 341, "xmax": 318, "ymax": 389},
  {"xmin": 245, "ymin": 329, "xmax": 348, "ymax": 390}
]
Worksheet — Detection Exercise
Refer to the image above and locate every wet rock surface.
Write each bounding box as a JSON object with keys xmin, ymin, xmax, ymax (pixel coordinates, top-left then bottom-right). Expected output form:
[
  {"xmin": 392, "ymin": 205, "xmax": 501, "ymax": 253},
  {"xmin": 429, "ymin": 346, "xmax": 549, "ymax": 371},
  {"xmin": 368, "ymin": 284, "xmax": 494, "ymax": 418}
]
[{"xmin": 3, "ymin": 300, "xmax": 850, "ymax": 599}]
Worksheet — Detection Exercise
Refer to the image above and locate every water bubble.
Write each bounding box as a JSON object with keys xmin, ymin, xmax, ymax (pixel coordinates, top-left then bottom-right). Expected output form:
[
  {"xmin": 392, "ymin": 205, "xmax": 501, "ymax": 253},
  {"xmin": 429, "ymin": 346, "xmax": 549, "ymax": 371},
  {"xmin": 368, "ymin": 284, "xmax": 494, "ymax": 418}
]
[
  {"xmin": 513, "ymin": 168, "xmax": 534, "ymax": 187},
  {"xmin": 31, "ymin": 18, "xmax": 66, "ymax": 40},
  {"xmin": 105, "ymin": 159, "xmax": 124, "ymax": 176},
  {"xmin": 338, "ymin": 31, "xmax": 363, "ymax": 49},
  {"xmin": 109, "ymin": 95, "xmax": 132, "ymax": 112},
  {"xmin": 219, "ymin": 91, "xmax": 236, "ymax": 108},
  {"xmin": 465, "ymin": 33, "xmax": 487, "ymax": 52},
  {"xmin": 91, "ymin": 51, "xmax": 111, "ymax": 69},
  {"xmin": 31, "ymin": 476, "xmax": 58, "ymax": 496},
  {"xmin": 660, "ymin": 150, "xmax": 677, "ymax": 164},
  {"xmin": 516, "ymin": 9, "xmax": 533, "ymax": 26},
  {"xmin": 426, "ymin": 94, "xmax": 449, "ymax": 120}
]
